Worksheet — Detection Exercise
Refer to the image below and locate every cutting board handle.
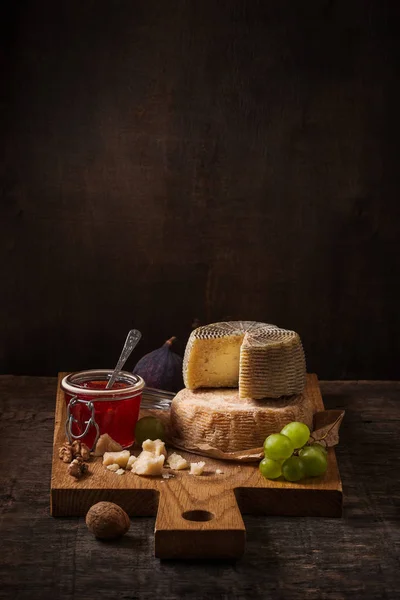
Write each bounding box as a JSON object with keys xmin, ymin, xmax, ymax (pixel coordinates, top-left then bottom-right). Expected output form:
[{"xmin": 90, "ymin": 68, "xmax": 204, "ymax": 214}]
[{"xmin": 154, "ymin": 485, "xmax": 246, "ymax": 559}]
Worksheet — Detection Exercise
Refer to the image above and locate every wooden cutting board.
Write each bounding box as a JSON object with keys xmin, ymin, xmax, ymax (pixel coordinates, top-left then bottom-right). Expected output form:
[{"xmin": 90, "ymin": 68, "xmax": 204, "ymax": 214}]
[{"xmin": 50, "ymin": 373, "xmax": 342, "ymax": 559}]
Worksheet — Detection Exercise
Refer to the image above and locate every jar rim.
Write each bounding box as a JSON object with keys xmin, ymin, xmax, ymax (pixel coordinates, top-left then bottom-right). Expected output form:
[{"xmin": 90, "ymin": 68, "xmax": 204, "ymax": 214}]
[{"xmin": 61, "ymin": 369, "xmax": 145, "ymax": 397}]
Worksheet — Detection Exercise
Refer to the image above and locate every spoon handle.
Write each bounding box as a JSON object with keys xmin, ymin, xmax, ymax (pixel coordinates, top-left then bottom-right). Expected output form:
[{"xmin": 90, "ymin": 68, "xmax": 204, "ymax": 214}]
[{"xmin": 106, "ymin": 329, "xmax": 142, "ymax": 390}]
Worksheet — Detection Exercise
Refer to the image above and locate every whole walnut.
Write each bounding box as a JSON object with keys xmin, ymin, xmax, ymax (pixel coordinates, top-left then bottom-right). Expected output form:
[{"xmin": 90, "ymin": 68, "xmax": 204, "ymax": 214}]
[{"xmin": 86, "ymin": 502, "xmax": 130, "ymax": 540}]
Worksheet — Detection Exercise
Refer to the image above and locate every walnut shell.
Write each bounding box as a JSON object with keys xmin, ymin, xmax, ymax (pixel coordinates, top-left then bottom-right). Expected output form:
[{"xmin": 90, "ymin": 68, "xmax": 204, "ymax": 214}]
[{"xmin": 85, "ymin": 502, "xmax": 130, "ymax": 540}]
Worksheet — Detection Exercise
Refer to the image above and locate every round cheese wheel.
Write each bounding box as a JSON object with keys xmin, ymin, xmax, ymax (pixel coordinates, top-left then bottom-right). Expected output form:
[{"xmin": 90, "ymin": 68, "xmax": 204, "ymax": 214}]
[
  {"xmin": 183, "ymin": 321, "xmax": 306, "ymax": 399},
  {"xmin": 170, "ymin": 387, "xmax": 314, "ymax": 454}
]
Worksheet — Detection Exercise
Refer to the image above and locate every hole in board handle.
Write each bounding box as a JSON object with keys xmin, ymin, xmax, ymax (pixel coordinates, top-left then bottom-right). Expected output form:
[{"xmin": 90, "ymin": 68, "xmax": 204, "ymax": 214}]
[{"xmin": 182, "ymin": 510, "xmax": 214, "ymax": 522}]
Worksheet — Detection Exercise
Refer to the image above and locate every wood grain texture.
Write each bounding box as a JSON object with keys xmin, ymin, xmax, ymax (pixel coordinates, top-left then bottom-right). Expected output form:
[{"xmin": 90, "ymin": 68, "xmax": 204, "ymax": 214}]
[
  {"xmin": 1, "ymin": 0, "xmax": 400, "ymax": 380},
  {"xmin": 51, "ymin": 373, "xmax": 342, "ymax": 558},
  {"xmin": 0, "ymin": 375, "xmax": 399, "ymax": 598}
]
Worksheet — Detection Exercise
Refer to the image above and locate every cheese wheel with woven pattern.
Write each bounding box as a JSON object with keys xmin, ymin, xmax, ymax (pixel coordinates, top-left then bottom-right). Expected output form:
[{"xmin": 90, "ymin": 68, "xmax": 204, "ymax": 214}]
[
  {"xmin": 183, "ymin": 321, "xmax": 306, "ymax": 399},
  {"xmin": 170, "ymin": 388, "xmax": 314, "ymax": 453}
]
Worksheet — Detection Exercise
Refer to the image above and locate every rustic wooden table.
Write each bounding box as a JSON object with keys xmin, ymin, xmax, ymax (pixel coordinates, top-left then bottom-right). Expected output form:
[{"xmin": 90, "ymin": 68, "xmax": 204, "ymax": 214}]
[{"xmin": 0, "ymin": 376, "xmax": 399, "ymax": 600}]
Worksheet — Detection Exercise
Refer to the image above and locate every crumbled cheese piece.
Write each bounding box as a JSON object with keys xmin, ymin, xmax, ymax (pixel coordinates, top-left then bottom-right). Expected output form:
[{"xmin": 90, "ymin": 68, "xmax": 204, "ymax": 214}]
[
  {"xmin": 106, "ymin": 463, "xmax": 120, "ymax": 472},
  {"xmin": 132, "ymin": 451, "xmax": 165, "ymax": 476},
  {"xmin": 103, "ymin": 450, "xmax": 130, "ymax": 468},
  {"xmin": 168, "ymin": 453, "xmax": 189, "ymax": 470},
  {"xmin": 216, "ymin": 469, "xmax": 223, "ymax": 475},
  {"xmin": 93, "ymin": 433, "xmax": 123, "ymax": 456},
  {"xmin": 142, "ymin": 439, "xmax": 167, "ymax": 458},
  {"xmin": 162, "ymin": 473, "xmax": 174, "ymax": 480},
  {"xmin": 189, "ymin": 461, "xmax": 205, "ymax": 476},
  {"xmin": 126, "ymin": 455, "xmax": 137, "ymax": 470},
  {"xmin": 135, "ymin": 450, "xmax": 154, "ymax": 460},
  {"xmin": 115, "ymin": 468, "xmax": 125, "ymax": 475}
]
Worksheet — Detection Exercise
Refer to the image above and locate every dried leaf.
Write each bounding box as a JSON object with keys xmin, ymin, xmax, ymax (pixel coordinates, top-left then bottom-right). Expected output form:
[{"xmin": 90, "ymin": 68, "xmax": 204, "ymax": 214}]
[{"xmin": 310, "ymin": 410, "xmax": 345, "ymax": 447}]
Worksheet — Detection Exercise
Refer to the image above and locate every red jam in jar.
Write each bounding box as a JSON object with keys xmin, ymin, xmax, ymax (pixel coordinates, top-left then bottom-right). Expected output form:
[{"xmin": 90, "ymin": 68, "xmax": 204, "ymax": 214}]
[{"xmin": 61, "ymin": 370, "xmax": 145, "ymax": 449}]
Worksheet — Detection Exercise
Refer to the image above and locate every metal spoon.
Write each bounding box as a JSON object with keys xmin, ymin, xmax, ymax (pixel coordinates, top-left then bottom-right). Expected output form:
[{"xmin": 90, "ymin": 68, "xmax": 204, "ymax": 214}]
[{"xmin": 106, "ymin": 329, "xmax": 142, "ymax": 389}]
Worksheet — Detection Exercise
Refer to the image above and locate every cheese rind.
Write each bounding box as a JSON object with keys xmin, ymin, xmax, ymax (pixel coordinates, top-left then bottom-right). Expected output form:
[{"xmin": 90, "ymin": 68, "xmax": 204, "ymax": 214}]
[
  {"xmin": 170, "ymin": 387, "xmax": 314, "ymax": 454},
  {"xmin": 240, "ymin": 327, "xmax": 306, "ymax": 398},
  {"xmin": 183, "ymin": 321, "xmax": 306, "ymax": 398}
]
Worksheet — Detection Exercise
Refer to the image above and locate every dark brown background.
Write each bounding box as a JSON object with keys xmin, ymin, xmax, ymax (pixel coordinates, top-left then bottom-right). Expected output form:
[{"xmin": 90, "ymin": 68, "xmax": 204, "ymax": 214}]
[{"xmin": 1, "ymin": 0, "xmax": 399, "ymax": 379}]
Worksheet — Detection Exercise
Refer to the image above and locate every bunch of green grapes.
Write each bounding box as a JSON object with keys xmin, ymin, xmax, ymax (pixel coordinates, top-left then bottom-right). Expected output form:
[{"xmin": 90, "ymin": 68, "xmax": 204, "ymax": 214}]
[{"xmin": 259, "ymin": 421, "xmax": 328, "ymax": 482}]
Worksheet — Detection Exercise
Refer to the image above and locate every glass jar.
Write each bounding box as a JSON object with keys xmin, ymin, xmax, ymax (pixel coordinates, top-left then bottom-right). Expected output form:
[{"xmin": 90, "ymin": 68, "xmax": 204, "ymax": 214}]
[{"xmin": 61, "ymin": 369, "xmax": 144, "ymax": 450}]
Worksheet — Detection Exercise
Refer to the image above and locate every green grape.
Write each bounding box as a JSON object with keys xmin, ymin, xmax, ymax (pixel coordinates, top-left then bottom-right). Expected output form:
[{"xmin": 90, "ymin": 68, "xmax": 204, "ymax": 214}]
[
  {"xmin": 259, "ymin": 457, "xmax": 282, "ymax": 480},
  {"xmin": 282, "ymin": 456, "xmax": 306, "ymax": 482},
  {"xmin": 264, "ymin": 433, "xmax": 294, "ymax": 461},
  {"xmin": 313, "ymin": 443, "xmax": 328, "ymax": 456},
  {"xmin": 299, "ymin": 446, "xmax": 328, "ymax": 476},
  {"xmin": 280, "ymin": 421, "xmax": 310, "ymax": 449},
  {"xmin": 134, "ymin": 416, "xmax": 165, "ymax": 446}
]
